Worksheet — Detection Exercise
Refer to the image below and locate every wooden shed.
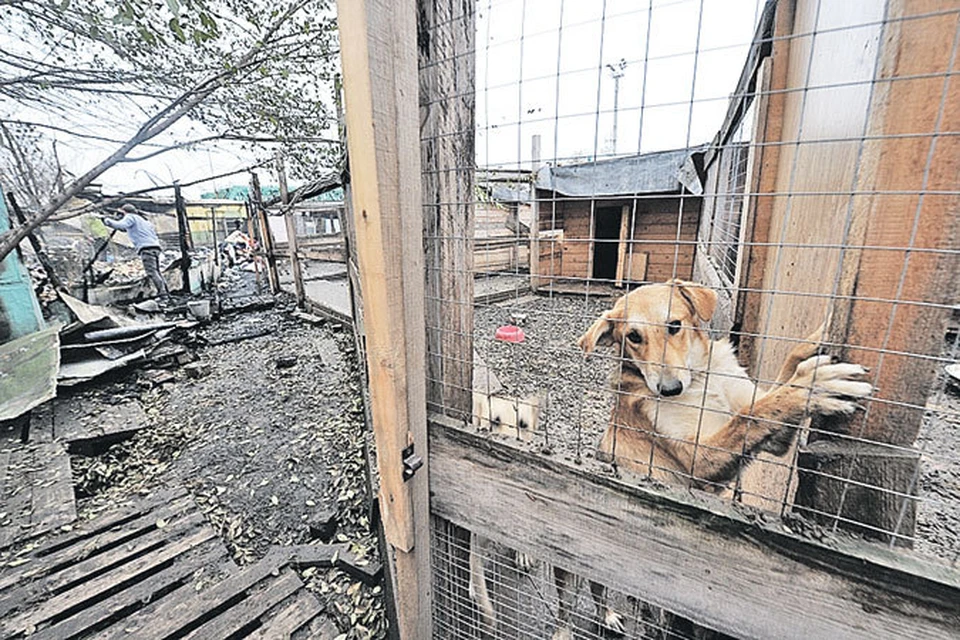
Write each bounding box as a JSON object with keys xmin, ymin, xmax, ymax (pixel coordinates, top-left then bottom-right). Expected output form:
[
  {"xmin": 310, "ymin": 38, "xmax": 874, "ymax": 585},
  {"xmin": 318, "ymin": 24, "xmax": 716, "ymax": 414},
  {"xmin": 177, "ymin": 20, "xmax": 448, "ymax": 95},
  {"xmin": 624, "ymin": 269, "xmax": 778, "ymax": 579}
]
[
  {"xmin": 475, "ymin": 171, "xmax": 534, "ymax": 273},
  {"xmin": 532, "ymin": 148, "xmax": 705, "ymax": 290}
]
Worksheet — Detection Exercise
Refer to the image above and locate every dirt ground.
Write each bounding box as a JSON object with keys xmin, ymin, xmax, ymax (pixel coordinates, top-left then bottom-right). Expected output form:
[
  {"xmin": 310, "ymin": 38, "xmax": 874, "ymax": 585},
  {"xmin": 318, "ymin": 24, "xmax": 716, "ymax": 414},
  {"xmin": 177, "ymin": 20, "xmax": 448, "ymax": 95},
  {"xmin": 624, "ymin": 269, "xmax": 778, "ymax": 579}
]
[{"xmin": 64, "ymin": 281, "xmax": 386, "ymax": 637}]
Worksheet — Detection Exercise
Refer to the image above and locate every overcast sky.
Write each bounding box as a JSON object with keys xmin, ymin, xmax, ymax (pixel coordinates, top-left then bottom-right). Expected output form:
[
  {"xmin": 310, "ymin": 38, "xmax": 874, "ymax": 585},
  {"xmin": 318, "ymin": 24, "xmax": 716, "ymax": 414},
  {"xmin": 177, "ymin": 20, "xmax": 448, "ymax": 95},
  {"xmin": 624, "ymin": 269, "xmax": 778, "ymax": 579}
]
[
  {"xmin": 10, "ymin": 0, "xmax": 766, "ymax": 198},
  {"xmin": 476, "ymin": 0, "xmax": 765, "ymax": 168}
]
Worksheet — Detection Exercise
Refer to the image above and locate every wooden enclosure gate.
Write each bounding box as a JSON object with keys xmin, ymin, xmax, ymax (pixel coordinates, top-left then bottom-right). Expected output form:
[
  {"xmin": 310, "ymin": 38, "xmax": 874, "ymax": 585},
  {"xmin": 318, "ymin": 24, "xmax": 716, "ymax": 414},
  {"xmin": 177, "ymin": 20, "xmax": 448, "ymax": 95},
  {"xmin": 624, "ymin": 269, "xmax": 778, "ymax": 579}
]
[{"xmin": 337, "ymin": 0, "xmax": 960, "ymax": 638}]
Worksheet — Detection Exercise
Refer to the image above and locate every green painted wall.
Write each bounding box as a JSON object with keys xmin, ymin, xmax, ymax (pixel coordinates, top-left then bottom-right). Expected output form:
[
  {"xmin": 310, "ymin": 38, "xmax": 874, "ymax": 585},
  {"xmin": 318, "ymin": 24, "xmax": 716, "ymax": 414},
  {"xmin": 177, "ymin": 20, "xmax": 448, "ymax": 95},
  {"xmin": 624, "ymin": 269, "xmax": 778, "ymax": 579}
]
[{"xmin": 0, "ymin": 192, "xmax": 45, "ymax": 344}]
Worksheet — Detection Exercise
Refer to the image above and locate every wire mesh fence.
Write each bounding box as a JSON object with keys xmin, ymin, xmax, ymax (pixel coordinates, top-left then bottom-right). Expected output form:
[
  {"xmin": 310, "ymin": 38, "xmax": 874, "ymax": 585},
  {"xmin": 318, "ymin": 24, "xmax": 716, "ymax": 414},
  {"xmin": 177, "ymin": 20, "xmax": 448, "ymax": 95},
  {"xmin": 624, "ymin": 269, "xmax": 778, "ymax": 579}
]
[
  {"xmin": 432, "ymin": 518, "xmax": 735, "ymax": 640},
  {"xmin": 418, "ymin": 0, "xmax": 960, "ymax": 636}
]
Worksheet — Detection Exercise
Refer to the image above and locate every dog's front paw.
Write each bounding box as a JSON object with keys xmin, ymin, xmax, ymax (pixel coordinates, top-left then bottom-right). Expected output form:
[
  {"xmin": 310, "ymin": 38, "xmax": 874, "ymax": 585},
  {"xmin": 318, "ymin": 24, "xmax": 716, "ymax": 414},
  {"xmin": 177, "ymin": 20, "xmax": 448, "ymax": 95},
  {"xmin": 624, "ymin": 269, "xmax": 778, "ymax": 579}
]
[
  {"xmin": 796, "ymin": 322, "xmax": 828, "ymax": 360},
  {"xmin": 514, "ymin": 550, "xmax": 534, "ymax": 572},
  {"xmin": 791, "ymin": 355, "xmax": 873, "ymax": 416},
  {"xmin": 602, "ymin": 607, "xmax": 625, "ymax": 634},
  {"xmin": 551, "ymin": 625, "xmax": 573, "ymax": 640}
]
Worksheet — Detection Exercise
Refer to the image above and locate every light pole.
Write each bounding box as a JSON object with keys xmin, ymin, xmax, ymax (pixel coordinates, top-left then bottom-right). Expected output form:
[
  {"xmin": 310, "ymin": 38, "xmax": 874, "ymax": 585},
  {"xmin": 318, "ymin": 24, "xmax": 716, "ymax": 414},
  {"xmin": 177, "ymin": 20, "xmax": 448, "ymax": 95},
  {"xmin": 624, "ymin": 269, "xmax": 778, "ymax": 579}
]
[{"xmin": 606, "ymin": 59, "xmax": 627, "ymax": 154}]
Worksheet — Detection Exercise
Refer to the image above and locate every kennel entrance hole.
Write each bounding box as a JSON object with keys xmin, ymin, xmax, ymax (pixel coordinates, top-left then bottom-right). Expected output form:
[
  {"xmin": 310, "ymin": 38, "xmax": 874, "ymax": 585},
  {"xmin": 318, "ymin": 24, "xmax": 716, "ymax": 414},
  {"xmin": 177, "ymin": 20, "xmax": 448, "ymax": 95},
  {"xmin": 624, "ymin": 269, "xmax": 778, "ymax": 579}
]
[{"xmin": 592, "ymin": 206, "xmax": 622, "ymax": 281}]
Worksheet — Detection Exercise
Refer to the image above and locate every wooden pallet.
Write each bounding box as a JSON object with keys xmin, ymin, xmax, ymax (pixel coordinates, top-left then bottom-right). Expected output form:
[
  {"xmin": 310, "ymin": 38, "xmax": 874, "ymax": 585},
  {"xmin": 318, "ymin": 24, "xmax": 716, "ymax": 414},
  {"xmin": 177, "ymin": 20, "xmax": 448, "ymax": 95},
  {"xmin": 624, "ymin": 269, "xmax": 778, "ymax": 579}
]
[
  {"xmin": 0, "ymin": 442, "xmax": 76, "ymax": 549},
  {"xmin": 0, "ymin": 489, "xmax": 338, "ymax": 639}
]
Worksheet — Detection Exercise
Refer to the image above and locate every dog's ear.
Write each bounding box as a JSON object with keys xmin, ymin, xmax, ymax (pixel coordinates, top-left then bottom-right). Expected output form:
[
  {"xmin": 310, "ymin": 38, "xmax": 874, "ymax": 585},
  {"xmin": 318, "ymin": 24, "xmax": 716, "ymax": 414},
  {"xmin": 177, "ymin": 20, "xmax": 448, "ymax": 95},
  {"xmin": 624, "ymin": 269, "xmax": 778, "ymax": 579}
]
[
  {"xmin": 578, "ymin": 309, "xmax": 618, "ymax": 354},
  {"xmin": 668, "ymin": 279, "xmax": 717, "ymax": 323}
]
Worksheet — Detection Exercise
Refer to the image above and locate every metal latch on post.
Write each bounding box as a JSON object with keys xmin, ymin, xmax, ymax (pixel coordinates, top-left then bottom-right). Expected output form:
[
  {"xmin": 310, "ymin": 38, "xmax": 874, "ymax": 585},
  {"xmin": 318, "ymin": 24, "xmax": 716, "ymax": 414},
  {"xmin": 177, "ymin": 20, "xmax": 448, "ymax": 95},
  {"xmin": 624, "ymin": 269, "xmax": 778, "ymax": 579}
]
[{"xmin": 401, "ymin": 443, "xmax": 422, "ymax": 481}]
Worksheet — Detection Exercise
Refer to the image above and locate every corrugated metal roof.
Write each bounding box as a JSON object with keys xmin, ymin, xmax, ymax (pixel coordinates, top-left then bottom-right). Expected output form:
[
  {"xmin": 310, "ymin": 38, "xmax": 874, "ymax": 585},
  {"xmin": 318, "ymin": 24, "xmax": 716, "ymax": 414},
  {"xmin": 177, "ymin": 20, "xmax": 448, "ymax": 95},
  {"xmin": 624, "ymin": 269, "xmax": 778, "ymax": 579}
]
[
  {"xmin": 488, "ymin": 184, "xmax": 532, "ymax": 203},
  {"xmin": 535, "ymin": 147, "xmax": 705, "ymax": 197}
]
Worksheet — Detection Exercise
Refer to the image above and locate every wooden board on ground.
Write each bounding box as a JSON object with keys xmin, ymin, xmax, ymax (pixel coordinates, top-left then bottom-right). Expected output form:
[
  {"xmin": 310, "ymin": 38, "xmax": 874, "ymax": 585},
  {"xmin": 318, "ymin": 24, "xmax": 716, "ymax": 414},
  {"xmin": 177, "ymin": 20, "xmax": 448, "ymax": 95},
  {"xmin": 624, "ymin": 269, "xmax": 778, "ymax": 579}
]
[
  {"xmin": 0, "ymin": 488, "xmax": 335, "ymax": 639},
  {"xmin": 0, "ymin": 442, "xmax": 75, "ymax": 549},
  {"xmin": 0, "ymin": 327, "xmax": 60, "ymax": 422},
  {"xmin": 52, "ymin": 396, "xmax": 148, "ymax": 450}
]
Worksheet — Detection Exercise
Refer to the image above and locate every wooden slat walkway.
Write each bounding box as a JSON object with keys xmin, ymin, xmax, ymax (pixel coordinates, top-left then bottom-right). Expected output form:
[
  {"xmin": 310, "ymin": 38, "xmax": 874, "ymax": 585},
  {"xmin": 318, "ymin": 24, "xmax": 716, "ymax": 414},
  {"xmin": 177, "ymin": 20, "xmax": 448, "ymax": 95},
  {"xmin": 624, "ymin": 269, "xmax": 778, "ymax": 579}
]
[
  {"xmin": 0, "ymin": 442, "xmax": 76, "ymax": 549},
  {"xmin": 0, "ymin": 488, "xmax": 340, "ymax": 639}
]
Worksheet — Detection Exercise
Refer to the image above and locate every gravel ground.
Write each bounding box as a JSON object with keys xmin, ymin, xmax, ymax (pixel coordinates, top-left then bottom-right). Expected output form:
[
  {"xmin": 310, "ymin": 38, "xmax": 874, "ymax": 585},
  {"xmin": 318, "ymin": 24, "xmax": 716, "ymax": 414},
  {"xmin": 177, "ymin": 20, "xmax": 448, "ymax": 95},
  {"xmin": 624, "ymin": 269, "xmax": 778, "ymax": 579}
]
[
  {"xmin": 474, "ymin": 293, "xmax": 618, "ymax": 465},
  {"xmin": 69, "ymin": 280, "xmax": 386, "ymax": 637},
  {"xmin": 915, "ymin": 337, "xmax": 960, "ymax": 564}
]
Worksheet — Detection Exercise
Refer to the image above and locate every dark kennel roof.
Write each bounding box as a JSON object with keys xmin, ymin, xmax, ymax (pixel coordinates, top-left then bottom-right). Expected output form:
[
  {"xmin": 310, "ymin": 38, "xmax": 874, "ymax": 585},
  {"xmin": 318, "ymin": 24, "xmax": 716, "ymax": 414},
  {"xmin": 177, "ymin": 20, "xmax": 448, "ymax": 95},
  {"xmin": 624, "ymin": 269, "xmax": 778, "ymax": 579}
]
[{"xmin": 535, "ymin": 146, "xmax": 707, "ymax": 198}]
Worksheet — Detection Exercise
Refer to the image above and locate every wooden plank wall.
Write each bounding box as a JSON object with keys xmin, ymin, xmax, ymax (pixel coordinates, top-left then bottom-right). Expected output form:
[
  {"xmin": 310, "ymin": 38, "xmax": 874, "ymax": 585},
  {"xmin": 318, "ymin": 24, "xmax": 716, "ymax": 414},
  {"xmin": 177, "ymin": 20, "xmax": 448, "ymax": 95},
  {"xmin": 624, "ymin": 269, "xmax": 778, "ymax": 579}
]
[
  {"xmin": 537, "ymin": 195, "xmax": 700, "ymax": 284},
  {"xmin": 473, "ymin": 237, "xmax": 529, "ymax": 273},
  {"xmin": 428, "ymin": 418, "xmax": 960, "ymax": 640},
  {"xmin": 741, "ymin": 1, "xmax": 886, "ymax": 382},
  {"xmin": 739, "ymin": 0, "xmax": 960, "ymax": 539}
]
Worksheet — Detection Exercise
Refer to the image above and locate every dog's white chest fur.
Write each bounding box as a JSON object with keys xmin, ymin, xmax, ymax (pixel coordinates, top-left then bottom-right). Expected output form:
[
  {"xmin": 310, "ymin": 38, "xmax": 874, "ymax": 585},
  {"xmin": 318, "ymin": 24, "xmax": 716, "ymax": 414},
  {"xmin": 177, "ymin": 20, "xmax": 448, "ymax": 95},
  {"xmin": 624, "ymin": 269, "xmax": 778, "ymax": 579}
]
[{"xmin": 642, "ymin": 339, "xmax": 757, "ymax": 442}]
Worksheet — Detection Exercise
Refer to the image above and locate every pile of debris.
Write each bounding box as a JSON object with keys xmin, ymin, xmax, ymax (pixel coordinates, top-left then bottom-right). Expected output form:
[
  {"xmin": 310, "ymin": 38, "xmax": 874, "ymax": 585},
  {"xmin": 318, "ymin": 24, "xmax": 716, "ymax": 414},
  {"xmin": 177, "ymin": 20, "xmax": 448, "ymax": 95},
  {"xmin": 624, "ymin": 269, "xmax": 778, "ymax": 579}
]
[
  {"xmin": 0, "ymin": 291, "xmax": 204, "ymax": 437},
  {"xmin": 56, "ymin": 292, "xmax": 198, "ymax": 387},
  {"xmin": 91, "ymin": 256, "xmax": 147, "ymax": 287}
]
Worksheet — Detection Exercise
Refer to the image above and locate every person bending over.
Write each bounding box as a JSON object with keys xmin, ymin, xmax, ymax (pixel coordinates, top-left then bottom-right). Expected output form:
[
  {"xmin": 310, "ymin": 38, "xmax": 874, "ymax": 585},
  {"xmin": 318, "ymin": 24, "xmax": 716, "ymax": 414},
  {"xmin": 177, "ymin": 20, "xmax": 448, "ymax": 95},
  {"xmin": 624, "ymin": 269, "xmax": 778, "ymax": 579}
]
[{"xmin": 100, "ymin": 203, "xmax": 170, "ymax": 300}]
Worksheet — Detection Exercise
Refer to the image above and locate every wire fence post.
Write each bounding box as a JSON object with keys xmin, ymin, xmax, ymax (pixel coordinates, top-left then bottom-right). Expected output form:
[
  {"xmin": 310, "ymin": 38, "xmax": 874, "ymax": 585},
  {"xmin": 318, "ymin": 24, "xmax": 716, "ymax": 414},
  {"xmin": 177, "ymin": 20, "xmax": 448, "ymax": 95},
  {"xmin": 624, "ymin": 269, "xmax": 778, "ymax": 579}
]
[
  {"xmin": 277, "ymin": 156, "xmax": 306, "ymax": 307},
  {"xmin": 248, "ymin": 171, "xmax": 280, "ymax": 293},
  {"xmin": 337, "ymin": 0, "xmax": 432, "ymax": 637},
  {"xmin": 418, "ymin": 0, "xmax": 477, "ymax": 634}
]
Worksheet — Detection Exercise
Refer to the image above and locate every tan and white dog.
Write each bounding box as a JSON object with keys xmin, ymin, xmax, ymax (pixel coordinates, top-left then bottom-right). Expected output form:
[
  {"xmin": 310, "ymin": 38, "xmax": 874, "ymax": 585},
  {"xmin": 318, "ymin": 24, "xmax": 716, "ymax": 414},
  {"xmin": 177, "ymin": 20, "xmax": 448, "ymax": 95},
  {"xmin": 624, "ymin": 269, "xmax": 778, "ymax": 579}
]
[
  {"xmin": 549, "ymin": 279, "xmax": 872, "ymax": 639},
  {"xmin": 469, "ymin": 390, "xmax": 543, "ymax": 631},
  {"xmin": 472, "ymin": 391, "xmax": 543, "ymax": 441}
]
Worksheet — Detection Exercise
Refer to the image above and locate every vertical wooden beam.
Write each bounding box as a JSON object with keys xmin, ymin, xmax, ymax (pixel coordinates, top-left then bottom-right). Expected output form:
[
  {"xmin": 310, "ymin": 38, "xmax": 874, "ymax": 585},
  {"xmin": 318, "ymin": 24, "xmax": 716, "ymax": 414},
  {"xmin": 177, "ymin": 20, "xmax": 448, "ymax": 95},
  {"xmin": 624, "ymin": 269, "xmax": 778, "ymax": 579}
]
[
  {"xmin": 243, "ymin": 200, "xmax": 264, "ymax": 294},
  {"xmin": 795, "ymin": 0, "xmax": 960, "ymax": 542},
  {"xmin": 173, "ymin": 183, "xmax": 192, "ymax": 294},
  {"xmin": 337, "ymin": 0, "xmax": 432, "ymax": 637},
  {"xmin": 530, "ymin": 192, "xmax": 541, "ymax": 291},
  {"xmin": 615, "ymin": 204, "xmax": 630, "ymax": 287},
  {"xmin": 418, "ymin": 0, "xmax": 476, "ymax": 633},
  {"xmin": 249, "ymin": 172, "xmax": 280, "ymax": 293},
  {"xmin": 209, "ymin": 207, "xmax": 219, "ymax": 267},
  {"xmin": 277, "ymin": 157, "xmax": 306, "ymax": 307},
  {"xmin": 528, "ymin": 134, "xmax": 540, "ymax": 284},
  {"xmin": 419, "ymin": 0, "xmax": 476, "ymax": 422},
  {"xmin": 736, "ymin": 0, "xmax": 795, "ymax": 365}
]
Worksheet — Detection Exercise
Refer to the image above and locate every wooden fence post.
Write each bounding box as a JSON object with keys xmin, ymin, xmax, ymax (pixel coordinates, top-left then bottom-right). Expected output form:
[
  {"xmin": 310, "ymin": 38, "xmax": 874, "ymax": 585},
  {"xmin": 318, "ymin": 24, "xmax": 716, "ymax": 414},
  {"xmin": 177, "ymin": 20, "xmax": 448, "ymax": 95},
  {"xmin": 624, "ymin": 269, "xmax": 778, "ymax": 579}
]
[
  {"xmin": 794, "ymin": 0, "xmax": 960, "ymax": 544},
  {"xmin": 6, "ymin": 192, "xmax": 64, "ymax": 291},
  {"xmin": 209, "ymin": 207, "xmax": 219, "ymax": 267},
  {"xmin": 173, "ymin": 183, "xmax": 192, "ymax": 293},
  {"xmin": 277, "ymin": 157, "xmax": 306, "ymax": 307},
  {"xmin": 249, "ymin": 172, "xmax": 280, "ymax": 293},
  {"xmin": 420, "ymin": 0, "xmax": 475, "ymax": 422},
  {"xmin": 336, "ymin": 0, "xmax": 432, "ymax": 637},
  {"xmin": 530, "ymin": 135, "xmax": 541, "ymax": 291},
  {"xmin": 418, "ymin": 0, "xmax": 476, "ymax": 633}
]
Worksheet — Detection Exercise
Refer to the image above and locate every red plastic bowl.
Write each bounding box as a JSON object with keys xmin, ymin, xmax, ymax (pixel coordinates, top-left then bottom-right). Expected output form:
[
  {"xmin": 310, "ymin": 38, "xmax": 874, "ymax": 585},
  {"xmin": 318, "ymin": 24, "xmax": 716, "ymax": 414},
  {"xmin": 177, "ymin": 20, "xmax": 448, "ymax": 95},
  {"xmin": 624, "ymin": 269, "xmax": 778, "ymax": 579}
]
[{"xmin": 495, "ymin": 325, "xmax": 525, "ymax": 343}]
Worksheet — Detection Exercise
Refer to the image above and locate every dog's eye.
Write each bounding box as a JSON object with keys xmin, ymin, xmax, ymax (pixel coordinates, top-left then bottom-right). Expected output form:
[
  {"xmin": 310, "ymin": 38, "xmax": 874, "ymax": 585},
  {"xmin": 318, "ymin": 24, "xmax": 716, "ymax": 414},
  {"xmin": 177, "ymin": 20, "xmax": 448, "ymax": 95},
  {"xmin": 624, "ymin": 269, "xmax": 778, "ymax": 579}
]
[
  {"xmin": 626, "ymin": 330, "xmax": 643, "ymax": 344},
  {"xmin": 667, "ymin": 320, "xmax": 682, "ymax": 335}
]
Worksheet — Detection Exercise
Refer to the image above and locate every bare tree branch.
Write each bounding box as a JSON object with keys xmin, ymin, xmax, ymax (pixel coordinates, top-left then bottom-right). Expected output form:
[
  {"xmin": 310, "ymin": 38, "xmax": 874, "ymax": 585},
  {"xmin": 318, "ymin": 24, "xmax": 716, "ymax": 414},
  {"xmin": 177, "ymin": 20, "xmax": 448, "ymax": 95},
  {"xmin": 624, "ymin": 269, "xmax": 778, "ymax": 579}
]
[{"xmin": 0, "ymin": 2, "xmax": 313, "ymax": 261}]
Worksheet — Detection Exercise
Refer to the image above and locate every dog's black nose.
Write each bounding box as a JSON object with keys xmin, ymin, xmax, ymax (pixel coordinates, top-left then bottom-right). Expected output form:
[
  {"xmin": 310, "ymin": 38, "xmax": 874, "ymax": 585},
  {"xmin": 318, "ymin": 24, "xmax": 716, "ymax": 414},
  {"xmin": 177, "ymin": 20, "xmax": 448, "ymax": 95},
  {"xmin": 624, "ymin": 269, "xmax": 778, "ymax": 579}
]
[{"xmin": 660, "ymin": 380, "xmax": 683, "ymax": 397}]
